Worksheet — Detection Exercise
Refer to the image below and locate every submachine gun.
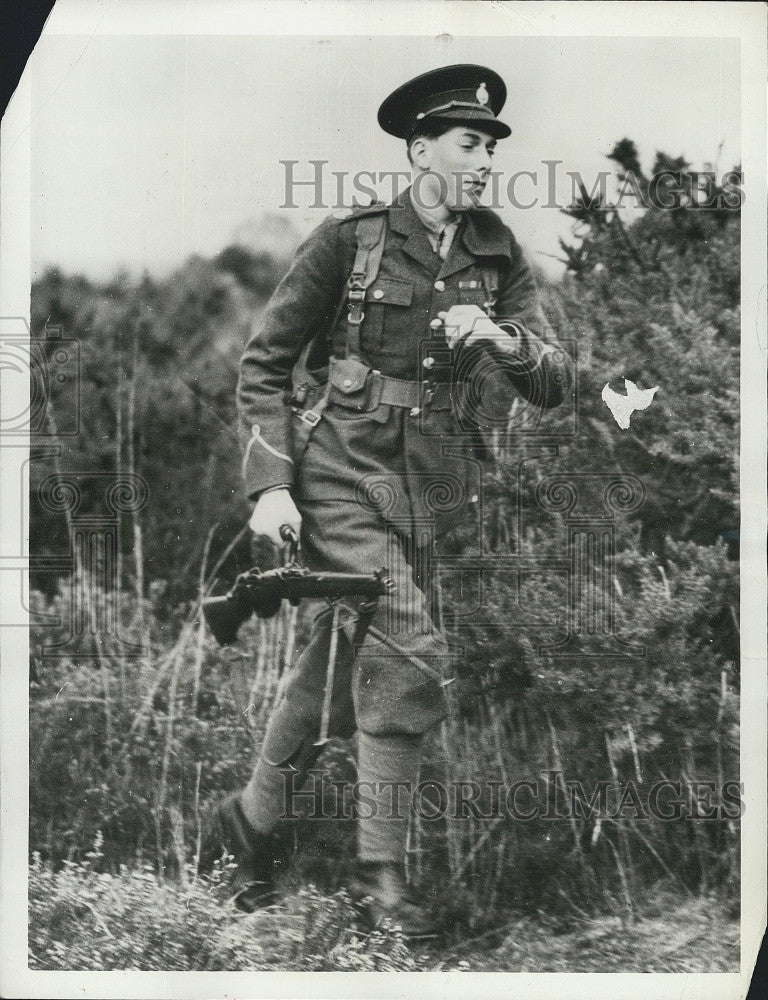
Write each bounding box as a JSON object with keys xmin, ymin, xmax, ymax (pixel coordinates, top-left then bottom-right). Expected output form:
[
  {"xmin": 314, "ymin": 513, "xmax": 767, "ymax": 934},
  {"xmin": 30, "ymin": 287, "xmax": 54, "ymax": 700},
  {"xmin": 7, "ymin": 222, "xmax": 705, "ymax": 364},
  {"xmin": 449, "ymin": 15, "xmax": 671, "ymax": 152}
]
[{"xmin": 202, "ymin": 526, "xmax": 395, "ymax": 647}]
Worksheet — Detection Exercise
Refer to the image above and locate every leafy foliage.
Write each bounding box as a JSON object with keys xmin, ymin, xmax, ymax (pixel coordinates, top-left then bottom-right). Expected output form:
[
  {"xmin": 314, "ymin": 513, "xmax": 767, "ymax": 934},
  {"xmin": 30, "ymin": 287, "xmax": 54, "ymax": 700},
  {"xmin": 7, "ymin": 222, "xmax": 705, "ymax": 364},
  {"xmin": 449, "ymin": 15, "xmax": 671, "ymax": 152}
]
[{"xmin": 29, "ymin": 843, "xmax": 421, "ymax": 971}]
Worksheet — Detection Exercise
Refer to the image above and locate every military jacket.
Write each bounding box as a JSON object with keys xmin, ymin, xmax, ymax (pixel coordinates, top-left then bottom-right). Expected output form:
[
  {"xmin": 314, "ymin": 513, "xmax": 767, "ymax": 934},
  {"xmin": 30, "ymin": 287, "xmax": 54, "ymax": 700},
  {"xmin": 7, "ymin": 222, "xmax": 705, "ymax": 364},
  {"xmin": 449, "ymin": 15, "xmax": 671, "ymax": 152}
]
[{"xmin": 237, "ymin": 187, "xmax": 573, "ymax": 502}]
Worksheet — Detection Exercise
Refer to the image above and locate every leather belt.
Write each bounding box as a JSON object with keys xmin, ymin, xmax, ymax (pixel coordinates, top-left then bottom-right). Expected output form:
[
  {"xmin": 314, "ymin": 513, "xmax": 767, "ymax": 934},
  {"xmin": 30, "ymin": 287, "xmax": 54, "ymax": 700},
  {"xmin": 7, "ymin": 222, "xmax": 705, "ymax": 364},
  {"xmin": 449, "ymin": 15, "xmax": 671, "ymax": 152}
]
[{"xmin": 377, "ymin": 375, "xmax": 451, "ymax": 410}]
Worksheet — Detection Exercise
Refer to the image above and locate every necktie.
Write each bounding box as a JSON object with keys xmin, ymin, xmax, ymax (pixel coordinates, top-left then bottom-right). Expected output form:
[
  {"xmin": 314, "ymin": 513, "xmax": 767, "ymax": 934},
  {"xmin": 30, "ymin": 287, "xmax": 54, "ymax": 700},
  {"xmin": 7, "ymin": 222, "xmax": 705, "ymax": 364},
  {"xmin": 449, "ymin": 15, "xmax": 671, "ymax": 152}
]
[{"xmin": 437, "ymin": 226, "xmax": 450, "ymax": 260}]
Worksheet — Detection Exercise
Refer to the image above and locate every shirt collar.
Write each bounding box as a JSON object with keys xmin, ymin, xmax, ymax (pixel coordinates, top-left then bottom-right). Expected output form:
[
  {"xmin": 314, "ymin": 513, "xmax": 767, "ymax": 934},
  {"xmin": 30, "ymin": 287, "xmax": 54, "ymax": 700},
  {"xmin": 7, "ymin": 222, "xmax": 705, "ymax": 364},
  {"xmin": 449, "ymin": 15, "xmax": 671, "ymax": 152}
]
[{"xmin": 407, "ymin": 186, "xmax": 459, "ymax": 239}]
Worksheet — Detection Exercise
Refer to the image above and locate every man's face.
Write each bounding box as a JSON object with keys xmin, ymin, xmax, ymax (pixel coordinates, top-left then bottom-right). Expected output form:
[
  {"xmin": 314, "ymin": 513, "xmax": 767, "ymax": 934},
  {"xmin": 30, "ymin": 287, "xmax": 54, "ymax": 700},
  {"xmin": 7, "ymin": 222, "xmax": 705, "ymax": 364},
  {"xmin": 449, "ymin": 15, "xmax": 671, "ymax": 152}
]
[{"xmin": 410, "ymin": 126, "xmax": 497, "ymax": 212}]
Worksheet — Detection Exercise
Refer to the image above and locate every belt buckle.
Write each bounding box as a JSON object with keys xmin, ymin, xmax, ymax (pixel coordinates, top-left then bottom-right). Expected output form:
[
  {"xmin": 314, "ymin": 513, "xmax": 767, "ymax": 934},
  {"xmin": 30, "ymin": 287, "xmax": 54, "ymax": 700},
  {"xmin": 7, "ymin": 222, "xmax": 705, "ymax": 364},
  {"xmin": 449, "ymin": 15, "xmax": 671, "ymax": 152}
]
[{"xmin": 422, "ymin": 380, "xmax": 434, "ymax": 407}]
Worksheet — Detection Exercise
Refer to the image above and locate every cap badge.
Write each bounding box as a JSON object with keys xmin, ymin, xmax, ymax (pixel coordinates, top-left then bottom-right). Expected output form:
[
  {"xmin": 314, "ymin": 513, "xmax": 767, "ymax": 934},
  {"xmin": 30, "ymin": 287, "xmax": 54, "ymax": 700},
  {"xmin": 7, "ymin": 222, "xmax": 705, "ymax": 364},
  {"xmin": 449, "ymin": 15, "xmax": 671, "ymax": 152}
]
[{"xmin": 476, "ymin": 82, "xmax": 489, "ymax": 106}]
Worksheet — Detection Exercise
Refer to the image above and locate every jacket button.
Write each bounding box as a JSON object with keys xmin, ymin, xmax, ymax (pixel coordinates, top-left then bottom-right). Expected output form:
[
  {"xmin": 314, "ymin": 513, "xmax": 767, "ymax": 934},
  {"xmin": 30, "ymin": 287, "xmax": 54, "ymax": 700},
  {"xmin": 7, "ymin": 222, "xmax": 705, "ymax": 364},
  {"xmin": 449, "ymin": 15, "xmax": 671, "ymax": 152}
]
[
  {"xmin": 422, "ymin": 357, "xmax": 435, "ymax": 369},
  {"xmin": 429, "ymin": 318, "xmax": 442, "ymax": 329},
  {"xmin": 343, "ymin": 378, "xmax": 353, "ymax": 388},
  {"xmin": 433, "ymin": 280, "xmax": 445, "ymax": 291},
  {"xmin": 409, "ymin": 407, "xmax": 421, "ymax": 417},
  {"xmin": 372, "ymin": 288, "xmax": 384, "ymax": 299}
]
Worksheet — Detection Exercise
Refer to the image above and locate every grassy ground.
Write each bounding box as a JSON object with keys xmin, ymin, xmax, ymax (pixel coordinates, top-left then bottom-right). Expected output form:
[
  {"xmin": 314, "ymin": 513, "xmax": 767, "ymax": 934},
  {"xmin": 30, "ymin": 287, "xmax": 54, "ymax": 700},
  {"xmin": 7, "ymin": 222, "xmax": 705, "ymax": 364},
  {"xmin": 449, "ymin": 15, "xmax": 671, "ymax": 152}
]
[
  {"xmin": 460, "ymin": 895, "xmax": 739, "ymax": 972},
  {"xmin": 29, "ymin": 853, "xmax": 738, "ymax": 973}
]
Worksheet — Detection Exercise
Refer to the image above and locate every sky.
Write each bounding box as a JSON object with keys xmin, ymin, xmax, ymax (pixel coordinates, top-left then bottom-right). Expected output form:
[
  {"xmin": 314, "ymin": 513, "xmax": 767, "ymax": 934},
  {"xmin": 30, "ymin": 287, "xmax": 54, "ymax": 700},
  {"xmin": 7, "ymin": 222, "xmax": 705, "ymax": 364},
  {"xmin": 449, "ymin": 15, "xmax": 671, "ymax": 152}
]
[{"xmin": 28, "ymin": 25, "xmax": 740, "ymax": 281}]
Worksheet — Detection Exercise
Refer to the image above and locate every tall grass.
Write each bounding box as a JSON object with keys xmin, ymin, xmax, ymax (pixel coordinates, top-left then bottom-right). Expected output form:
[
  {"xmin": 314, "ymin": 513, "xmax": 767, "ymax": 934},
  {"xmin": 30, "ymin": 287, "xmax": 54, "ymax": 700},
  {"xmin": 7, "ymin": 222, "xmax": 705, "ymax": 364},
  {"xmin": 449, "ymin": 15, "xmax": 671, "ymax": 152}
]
[{"xmin": 30, "ymin": 541, "xmax": 739, "ymax": 933}]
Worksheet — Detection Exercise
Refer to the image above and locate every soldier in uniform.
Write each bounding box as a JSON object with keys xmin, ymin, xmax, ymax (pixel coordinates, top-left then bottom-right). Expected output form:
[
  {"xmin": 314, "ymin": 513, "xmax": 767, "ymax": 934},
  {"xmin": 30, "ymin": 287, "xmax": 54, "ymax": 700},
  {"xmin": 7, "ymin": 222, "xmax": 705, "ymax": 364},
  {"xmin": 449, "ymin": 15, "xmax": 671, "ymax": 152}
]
[{"xmin": 209, "ymin": 64, "xmax": 573, "ymax": 935}]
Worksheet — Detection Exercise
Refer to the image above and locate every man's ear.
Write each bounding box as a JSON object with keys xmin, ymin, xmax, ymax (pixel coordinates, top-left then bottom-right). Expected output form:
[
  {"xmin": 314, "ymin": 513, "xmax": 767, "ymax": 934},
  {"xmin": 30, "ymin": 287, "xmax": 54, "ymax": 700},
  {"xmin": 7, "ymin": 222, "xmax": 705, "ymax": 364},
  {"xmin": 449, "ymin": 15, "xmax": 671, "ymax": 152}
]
[{"xmin": 409, "ymin": 136, "xmax": 431, "ymax": 170}]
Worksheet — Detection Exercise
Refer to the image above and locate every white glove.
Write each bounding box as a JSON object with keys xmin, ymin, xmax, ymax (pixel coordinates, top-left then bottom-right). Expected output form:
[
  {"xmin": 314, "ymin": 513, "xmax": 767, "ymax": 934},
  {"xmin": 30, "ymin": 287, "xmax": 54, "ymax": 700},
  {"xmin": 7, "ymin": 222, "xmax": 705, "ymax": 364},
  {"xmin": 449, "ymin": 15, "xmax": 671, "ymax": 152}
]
[
  {"xmin": 437, "ymin": 304, "xmax": 505, "ymax": 349},
  {"xmin": 248, "ymin": 488, "xmax": 302, "ymax": 547}
]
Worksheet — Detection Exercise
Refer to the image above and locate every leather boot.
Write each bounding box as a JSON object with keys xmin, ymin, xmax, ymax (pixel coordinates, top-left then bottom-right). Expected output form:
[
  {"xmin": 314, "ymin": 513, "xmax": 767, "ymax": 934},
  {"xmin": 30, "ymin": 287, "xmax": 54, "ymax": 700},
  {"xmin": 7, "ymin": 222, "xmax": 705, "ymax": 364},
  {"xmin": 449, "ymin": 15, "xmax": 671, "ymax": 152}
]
[
  {"xmin": 201, "ymin": 792, "xmax": 281, "ymax": 912},
  {"xmin": 349, "ymin": 861, "xmax": 439, "ymax": 937}
]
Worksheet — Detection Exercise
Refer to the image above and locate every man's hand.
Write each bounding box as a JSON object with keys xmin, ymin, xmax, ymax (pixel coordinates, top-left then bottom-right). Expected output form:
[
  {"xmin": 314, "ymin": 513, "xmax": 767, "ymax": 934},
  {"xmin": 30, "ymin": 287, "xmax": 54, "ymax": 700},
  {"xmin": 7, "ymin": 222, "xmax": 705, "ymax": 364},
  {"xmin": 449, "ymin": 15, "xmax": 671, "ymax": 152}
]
[
  {"xmin": 437, "ymin": 304, "xmax": 505, "ymax": 349},
  {"xmin": 248, "ymin": 488, "xmax": 302, "ymax": 546}
]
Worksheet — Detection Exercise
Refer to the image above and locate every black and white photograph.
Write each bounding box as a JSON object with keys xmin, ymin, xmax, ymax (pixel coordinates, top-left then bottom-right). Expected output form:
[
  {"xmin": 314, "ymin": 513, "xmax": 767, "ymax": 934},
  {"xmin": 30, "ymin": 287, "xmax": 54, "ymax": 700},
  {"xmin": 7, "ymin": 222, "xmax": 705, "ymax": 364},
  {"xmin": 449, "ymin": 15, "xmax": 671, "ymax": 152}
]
[{"xmin": 1, "ymin": 2, "xmax": 765, "ymax": 997}]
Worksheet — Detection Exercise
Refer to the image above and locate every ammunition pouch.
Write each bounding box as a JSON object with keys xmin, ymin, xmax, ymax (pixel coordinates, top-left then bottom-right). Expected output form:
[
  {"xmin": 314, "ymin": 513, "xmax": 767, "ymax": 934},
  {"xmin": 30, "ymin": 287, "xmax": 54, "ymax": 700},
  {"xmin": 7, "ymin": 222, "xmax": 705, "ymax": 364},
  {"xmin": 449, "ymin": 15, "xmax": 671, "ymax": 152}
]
[{"xmin": 327, "ymin": 356, "xmax": 382, "ymax": 413}]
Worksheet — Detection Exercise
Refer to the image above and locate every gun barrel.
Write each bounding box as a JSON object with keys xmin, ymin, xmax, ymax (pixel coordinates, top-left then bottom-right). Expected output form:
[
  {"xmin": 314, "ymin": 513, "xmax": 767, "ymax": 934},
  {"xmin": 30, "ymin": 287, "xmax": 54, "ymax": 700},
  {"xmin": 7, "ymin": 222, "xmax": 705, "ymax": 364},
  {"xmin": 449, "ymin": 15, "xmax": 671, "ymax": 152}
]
[
  {"xmin": 202, "ymin": 567, "xmax": 394, "ymax": 646},
  {"xmin": 274, "ymin": 571, "xmax": 393, "ymax": 600}
]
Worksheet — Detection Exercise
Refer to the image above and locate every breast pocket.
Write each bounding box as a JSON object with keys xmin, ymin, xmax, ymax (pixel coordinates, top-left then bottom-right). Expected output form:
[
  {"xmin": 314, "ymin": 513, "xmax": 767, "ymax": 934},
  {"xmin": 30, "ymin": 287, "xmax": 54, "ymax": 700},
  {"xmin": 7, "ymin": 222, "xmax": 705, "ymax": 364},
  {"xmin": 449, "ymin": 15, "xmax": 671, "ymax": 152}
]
[
  {"xmin": 362, "ymin": 277, "xmax": 414, "ymax": 355},
  {"xmin": 458, "ymin": 279, "xmax": 490, "ymax": 309}
]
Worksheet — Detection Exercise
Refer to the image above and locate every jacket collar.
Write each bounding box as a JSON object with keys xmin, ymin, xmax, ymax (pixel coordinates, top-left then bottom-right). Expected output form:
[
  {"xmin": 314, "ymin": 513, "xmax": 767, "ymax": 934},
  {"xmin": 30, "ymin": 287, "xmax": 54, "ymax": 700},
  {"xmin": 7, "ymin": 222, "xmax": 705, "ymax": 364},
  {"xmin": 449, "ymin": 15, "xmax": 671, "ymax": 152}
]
[
  {"xmin": 388, "ymin": 186, "xmax": 511, "ymax": 278},
  {"xmin": 388, "ymin": 187, "xmax": 440, "ymax": 274}
]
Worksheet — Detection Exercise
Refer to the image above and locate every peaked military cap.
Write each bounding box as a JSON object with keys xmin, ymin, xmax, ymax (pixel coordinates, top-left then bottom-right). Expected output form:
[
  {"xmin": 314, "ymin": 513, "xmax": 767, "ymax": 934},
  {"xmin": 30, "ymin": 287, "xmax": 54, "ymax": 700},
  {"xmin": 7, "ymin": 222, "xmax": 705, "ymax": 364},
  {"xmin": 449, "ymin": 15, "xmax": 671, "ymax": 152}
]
[{"xmin": 378, "ymin": 63, "xmax": 511, "ymax": 141}]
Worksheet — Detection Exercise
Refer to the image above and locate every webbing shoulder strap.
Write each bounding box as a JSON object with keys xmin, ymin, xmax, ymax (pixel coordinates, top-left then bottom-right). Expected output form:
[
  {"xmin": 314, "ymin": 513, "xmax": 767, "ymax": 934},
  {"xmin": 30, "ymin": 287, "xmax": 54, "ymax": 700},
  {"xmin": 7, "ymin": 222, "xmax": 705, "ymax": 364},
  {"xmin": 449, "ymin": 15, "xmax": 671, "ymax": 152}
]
[
  {"xmin": 345, "ymin": 213, "xmax": 387, "ymax": 358},
  {"xmin": 289, "ymin": 211, "xmax": 387, "ymax": 460}
]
